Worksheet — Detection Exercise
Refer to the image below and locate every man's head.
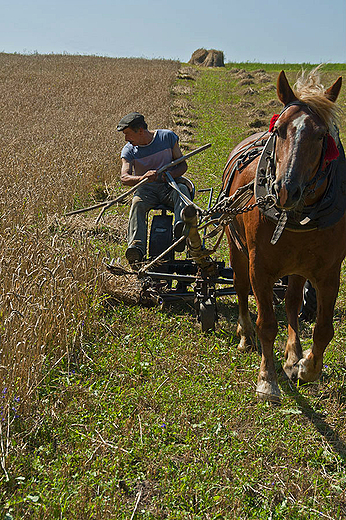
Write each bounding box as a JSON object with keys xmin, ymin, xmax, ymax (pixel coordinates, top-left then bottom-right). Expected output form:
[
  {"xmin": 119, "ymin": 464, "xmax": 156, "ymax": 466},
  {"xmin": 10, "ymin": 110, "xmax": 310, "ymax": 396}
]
[
  {"xmin": 117, "ymin": 112, "xmax": 152, "ymax": 146},
  {"xmin": 117, "ymin": 112, "xmax": 147, "ymax": 132}
]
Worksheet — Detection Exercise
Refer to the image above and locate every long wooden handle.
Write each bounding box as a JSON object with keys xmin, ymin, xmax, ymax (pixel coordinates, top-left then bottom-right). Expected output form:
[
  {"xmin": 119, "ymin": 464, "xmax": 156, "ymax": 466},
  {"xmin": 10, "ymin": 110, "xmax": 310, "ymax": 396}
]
[
  {"xmin": 64, "ymin": 143, "xmax": 211, "ymax": 217},
  {"xmin": 64, "ymin": 178, "xmax": 148, "ymax": 216}
]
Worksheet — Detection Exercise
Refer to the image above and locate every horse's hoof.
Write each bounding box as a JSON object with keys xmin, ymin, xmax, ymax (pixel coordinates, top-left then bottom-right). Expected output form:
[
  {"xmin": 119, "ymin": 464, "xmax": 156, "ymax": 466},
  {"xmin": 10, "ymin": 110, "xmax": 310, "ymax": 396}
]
[
  {"xmin": 297, "ymin": 349, "xmax": 322, "ymax": 382},
  {"xmin": 283, "ymin": 361, "xmax": 299, "ymax": 382},
  {"xmin": 237, "ymin": 336, "xmax": 256, "ymax": 352},
  {"xmin": 256, "ymin": 379, "xmax": 281, "ymax": 403}
]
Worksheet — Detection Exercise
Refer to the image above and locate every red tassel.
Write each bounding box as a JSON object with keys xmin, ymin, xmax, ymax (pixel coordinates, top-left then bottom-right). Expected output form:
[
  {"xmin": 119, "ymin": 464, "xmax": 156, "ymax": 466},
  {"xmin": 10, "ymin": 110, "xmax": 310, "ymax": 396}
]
[
  {"xmin": 324, "ymin": 134, "xmax": 339, "ymax": 163},
  {"xmin": 269, "ymin": 114, "xmax": 280, "ymax": 132},
  {"xmin": 322, "ymin": 134, "xmax": 339, "ymax": 170}
]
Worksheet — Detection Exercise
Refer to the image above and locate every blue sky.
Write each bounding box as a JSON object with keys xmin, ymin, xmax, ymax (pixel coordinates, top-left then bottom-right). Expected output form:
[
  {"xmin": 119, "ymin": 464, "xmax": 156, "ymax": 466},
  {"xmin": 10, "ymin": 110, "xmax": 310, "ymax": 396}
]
[{"xmin": 1, "ymin": 0, "xmax": 345, "ymax": 63}]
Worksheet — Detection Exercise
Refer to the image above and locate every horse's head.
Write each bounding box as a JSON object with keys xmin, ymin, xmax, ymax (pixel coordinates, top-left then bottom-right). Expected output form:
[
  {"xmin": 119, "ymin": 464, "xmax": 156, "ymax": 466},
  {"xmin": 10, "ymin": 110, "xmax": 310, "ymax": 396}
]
[{"xmin": 271, "ymin": 71, "xmax": 342, "ymax": 210}]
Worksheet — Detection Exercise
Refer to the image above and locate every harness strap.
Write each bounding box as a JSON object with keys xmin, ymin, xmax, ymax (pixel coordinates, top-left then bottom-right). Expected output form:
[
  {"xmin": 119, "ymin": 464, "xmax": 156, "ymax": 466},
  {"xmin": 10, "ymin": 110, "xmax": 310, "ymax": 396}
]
[{"xmin": 218, "ymin": 133, "xmax": 269, "ymax": 202}]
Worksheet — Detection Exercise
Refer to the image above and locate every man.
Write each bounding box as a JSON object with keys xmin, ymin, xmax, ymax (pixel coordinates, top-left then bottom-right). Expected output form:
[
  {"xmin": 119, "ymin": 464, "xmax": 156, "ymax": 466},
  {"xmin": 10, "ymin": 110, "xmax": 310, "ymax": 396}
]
[{"xmin": 117, "ymin": 112, "xmax": 191, "ymax": 266}]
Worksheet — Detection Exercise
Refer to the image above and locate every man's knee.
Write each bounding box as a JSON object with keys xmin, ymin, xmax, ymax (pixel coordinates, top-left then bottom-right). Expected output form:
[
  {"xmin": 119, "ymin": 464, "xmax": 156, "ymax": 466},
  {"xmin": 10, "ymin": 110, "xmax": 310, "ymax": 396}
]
[
  {"xmin": 131, "ymin": 195, "xmax": 149, "ymax": 215},
  {"xmin": 171, "ymin": 184, "xmax": 190, "ymax": 200},
  {"xmin": 179, "ymin": 184, "xmax": 191, "ymax": 200}
]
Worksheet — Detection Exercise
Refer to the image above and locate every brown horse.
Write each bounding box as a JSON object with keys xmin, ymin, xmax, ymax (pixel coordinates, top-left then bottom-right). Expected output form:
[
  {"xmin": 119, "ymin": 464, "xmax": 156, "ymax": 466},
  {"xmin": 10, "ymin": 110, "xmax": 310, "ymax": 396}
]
[{"xmin": 223, "ymin": 69, "xmax": 345, "ymax": 401}]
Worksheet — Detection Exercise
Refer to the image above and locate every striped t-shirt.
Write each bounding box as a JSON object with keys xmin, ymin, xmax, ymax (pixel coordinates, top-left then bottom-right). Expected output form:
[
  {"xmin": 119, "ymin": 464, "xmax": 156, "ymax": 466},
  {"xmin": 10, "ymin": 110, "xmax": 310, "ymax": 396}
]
[{"xmin": 121, "ymin": 129, "xmax": 178, "ymax": 177}]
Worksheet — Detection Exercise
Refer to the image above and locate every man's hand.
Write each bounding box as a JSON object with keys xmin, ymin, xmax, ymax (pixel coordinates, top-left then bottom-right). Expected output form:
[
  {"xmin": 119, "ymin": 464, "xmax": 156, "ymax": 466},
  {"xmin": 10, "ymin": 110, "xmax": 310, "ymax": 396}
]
[{"xmin": 141, "ymin": 169, "xmax": 158, "ymax": 182}]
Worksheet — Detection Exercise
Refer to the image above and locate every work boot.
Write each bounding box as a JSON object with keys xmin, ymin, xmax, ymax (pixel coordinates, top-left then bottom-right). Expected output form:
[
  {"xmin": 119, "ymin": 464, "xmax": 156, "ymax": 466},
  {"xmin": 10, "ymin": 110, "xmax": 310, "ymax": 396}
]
[
  {"xmin": 125, "ymin": 247, "xmax": 143, "ymax": 270},
  {"xmin": 174, "ymin": 221, "xmax": 186, "ymax": 252}
]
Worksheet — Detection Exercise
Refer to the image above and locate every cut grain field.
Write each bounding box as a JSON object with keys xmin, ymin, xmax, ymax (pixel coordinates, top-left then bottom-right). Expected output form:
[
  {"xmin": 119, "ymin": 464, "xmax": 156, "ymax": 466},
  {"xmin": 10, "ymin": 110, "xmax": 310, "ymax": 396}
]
[{"xmin": 1, "ymin": 54, "xmax": 346, "ymax": 519}]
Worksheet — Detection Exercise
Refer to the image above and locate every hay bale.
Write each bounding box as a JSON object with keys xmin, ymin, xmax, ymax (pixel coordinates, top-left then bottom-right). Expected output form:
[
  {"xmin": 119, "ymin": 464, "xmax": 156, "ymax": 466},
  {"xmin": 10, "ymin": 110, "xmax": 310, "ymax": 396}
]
[
  {"xmin": 239, "ymin": 79, "xmax": 254, "ymax": 86},
  {"xmin": 203, "ymin": 50, "xmax": 224, "ymax": 67},
  {"xmin": 189, "ymin": 48, "xmax": 209, "ymax": 65},
  {"xmin": 248, "ymin": 119, "xmax": 266, "ymax": 129},
  {"xmin": 189, "ymin": 48, "xmax": 224, "ymax": 67}
]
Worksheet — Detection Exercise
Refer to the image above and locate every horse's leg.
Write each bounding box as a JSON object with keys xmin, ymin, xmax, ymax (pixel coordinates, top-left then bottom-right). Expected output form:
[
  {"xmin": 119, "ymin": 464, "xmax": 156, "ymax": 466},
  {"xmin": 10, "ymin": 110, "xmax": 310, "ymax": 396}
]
[
  {"xmin": 297, "ymin": 269, "xmax": 341, "ymax": 382},
  {"xmin": 226, "ymin": 228, "xmax": 255, "ymax": 351},
  {"xmin": 283, "ymin": 274, "xmax": 305, "ymax": 380},
  {"xmin": 251, "ymin": 271, "xmax": 280, "ymax": 400},
  {"xmin": 235, "ymin": 253, "xmax": 256, "ymax": 351}
]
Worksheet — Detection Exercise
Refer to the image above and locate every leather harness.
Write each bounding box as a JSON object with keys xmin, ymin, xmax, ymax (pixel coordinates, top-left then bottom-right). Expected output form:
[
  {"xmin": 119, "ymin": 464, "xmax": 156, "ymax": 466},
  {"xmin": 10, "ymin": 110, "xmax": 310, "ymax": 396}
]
[{"xmin": 220, "ymin": 103, "xmax": 346, "ymax": 237}]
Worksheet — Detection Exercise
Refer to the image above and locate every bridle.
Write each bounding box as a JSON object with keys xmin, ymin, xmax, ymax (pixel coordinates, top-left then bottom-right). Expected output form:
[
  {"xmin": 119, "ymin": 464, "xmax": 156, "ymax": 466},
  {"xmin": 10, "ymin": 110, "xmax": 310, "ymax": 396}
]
[
  {"xmin": 268, "ymin": 101, "xmax": 331, "ymax": 199},
  {"xmin": 255, "ymin": 102, "xmax": 342, "ymax": 244}
]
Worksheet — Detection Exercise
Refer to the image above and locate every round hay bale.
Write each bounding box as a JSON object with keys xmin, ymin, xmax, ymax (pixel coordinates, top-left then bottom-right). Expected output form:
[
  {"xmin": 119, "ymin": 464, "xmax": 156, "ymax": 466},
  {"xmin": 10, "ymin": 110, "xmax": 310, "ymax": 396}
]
[
  {"xmin": 189, "ymin": 48, "xmax": 209, "ymax": 65},
  {"xmin": 203, "ymin": 50, "xmax": 224, "ymax": 67},
  {"xmin": 189, "ymin": 48, "xmax": 224, "ymax": 67}
]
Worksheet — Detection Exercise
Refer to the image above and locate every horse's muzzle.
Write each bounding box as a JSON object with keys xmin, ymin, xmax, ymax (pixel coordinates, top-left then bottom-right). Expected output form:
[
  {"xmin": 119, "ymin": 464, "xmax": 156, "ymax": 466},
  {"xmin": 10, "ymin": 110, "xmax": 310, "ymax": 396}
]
[{"xmin": 273, "ymin": 180, "xmax": 302, "ymax": 210}]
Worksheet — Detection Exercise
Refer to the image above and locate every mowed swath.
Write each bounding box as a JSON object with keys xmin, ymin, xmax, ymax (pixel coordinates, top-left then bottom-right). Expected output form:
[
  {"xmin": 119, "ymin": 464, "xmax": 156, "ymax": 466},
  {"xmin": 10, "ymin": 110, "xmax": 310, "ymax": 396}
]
[{"xmin": 0, "ymin": 54, "xmax": 179, "ymax": 408}]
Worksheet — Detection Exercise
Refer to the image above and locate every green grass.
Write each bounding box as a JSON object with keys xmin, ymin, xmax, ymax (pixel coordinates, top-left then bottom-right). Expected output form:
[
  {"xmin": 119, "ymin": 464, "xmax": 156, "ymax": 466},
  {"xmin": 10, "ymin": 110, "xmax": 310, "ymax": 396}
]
[
  {"xmin": 225, "ymin": 62, "xmax": 346, "ymax": 71},
  {"xmin": 4, "ymin": 301, "xmax": 346, "ymax": 518},
  {"xmin": 2, "ymin": 62, "xmax": 346, "ymax": 519}
]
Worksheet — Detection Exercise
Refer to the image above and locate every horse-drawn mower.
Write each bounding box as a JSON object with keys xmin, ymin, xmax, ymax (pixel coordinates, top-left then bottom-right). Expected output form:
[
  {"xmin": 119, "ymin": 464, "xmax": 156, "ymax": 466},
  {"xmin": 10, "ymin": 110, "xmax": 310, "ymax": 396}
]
[
  {"xmin": 66, "ymin": 144, "xmax": 298, "ymax": 331},
  {"xmin": 65, "ymin": 142, "xmax": 314, "ymax": 332}
]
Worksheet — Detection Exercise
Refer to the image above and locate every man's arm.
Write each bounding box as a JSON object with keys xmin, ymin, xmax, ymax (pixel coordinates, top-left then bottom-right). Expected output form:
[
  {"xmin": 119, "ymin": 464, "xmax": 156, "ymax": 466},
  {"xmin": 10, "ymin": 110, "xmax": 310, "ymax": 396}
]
[
  {"xmin": 120, "ymin": 140, "xmax": 187, "ymax": 186},
  {"xmin": 166, "ymin": 141, "xmax": 188, "ymax": 179},
  {"xmin": 120, "ymin": 158, "xmax": 158, "ymax": 186}
]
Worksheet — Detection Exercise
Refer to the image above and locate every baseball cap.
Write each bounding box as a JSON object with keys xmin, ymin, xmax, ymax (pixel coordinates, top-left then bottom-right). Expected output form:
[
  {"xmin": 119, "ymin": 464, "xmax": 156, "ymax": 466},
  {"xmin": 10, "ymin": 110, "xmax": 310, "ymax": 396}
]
[{"xmin": 117, "ymin": 112, "xmax": 145, "ymax": 131}]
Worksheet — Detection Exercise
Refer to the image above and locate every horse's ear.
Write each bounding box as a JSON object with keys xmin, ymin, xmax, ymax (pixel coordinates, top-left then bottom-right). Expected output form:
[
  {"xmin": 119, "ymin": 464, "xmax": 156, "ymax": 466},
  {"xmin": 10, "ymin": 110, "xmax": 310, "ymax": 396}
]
[
  {"xmin": 325, "ymin": 77, "xmax": 342, "ymax": 102},
  {"xmin": 277, "ymin": 70, "xmax": 298, "ymax": 106}
]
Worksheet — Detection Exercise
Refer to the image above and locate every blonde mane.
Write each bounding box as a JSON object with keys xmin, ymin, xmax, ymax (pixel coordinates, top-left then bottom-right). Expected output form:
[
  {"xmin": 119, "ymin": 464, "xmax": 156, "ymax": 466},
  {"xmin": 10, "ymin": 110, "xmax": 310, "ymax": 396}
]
[{"xmin": 293, "ymin": 66, "xmax": 341, "ymax": 130}]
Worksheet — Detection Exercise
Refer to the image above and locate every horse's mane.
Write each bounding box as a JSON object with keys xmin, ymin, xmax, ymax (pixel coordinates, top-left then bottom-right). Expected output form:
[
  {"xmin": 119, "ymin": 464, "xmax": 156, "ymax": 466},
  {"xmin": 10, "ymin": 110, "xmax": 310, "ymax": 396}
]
[{"xmin": 293, "ymin": 66, "xmax": 341, "ymax": 130}]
